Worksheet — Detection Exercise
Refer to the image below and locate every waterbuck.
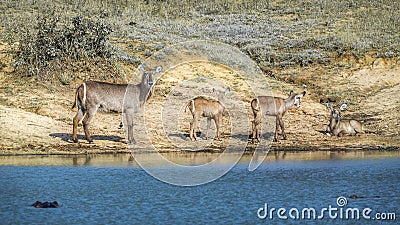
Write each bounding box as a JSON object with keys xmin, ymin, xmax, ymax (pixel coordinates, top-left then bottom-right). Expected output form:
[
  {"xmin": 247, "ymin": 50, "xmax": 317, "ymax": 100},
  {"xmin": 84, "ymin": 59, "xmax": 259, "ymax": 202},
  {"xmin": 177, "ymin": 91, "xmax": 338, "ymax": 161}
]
[
  {"xmin": 251, "ymin": 90, "xmax": 306, "ymax": 142},
  {"xmin": 325, "ymin": 103, "xmax": 364, "ymax": 137},
  {"xmin": 71, "ymin": 64, "xmax": 162, "ymax": 144},
  {"xmin": 185, "ymin": 88, "xmax": 230, "ymax": 141}
]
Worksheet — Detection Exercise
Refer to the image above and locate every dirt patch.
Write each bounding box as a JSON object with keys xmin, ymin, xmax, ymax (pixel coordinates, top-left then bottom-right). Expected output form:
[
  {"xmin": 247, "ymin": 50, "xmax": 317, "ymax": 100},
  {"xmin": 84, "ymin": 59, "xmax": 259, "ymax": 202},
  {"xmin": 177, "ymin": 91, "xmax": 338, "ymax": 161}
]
[{"xmin": 1, "ymin": 55, "xmax": 399, "ymax": 154}]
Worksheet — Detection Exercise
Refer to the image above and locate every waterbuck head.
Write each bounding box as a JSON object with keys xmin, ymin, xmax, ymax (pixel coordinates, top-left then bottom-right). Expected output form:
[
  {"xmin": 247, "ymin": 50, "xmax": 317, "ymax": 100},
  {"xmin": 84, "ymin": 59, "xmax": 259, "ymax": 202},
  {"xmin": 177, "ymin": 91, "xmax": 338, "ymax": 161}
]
[
  {"xmin": 138, "ymin": 64, "xmax": 163, "ymax": 101},
  {"xmin": 291, "ymin": 90, "xmax": 306, "ymax": 108},
  {"xmin": 138, "ymin": 64, "xmax": 162, "ymax": 88},
  {"xmin": 212, "ymin": 87, "xmax": 230, "ymax": 102},
  {"xmin": 326, "ymin": 103, "xmax": 346, "ymax": 120}
]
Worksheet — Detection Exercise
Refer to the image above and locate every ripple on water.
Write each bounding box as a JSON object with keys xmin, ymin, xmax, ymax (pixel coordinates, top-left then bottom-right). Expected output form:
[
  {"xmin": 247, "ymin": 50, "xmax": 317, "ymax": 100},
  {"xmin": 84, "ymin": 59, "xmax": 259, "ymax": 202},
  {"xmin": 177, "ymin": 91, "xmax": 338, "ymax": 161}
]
[{"xmin": 0, "ymin": 152, "xmax": 399, "ymax": 224}]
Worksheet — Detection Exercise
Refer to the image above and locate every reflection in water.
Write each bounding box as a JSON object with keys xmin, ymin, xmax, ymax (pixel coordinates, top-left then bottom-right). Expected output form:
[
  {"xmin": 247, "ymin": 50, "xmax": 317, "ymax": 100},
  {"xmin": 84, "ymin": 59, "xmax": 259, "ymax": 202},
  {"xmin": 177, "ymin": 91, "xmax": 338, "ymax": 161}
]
[
  {"xmin": 0, "ymin": 150, "xmax": 399, "ymax": 167},
  {"xmin": 0, "ymin": 151, "xmax": 399, "ymax": 224},
  {"xmin": 0, "ymin": 154, "xmax": 137, "ymax": 167},
  {"xmin": 72, "ymin": 156, "xmax": 92, "ymax": 166}
]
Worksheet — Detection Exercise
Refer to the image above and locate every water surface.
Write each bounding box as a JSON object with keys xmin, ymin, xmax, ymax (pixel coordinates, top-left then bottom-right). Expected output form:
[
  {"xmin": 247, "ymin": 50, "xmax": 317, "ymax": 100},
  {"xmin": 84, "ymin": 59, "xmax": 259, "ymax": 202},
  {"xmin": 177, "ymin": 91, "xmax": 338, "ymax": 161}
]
[{"xmin": 0, "ymin": 151, "xmax": 399, "ymax": 224}]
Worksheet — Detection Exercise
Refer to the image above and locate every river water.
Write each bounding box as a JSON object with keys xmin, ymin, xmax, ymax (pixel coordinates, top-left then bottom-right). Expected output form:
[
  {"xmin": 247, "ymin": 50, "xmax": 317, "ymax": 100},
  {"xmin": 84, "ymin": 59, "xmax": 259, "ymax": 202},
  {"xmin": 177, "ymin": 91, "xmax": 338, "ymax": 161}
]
[{"xmin": 0, "ymin": 151, "xmax": 399, "ymax": 224}]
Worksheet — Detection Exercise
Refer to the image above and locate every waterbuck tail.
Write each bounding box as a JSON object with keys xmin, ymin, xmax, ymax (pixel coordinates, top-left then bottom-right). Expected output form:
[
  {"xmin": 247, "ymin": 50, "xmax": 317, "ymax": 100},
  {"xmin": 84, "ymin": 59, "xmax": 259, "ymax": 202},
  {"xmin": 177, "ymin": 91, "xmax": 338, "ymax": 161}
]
[
  {"xmin": 185, "ymin": 99, "xmax": 195, "ymax": 113},
  {"xmin": 82, "ymin": 82, "xmax": 86, "ymax": 106},
  {"xmin": 71, "ymin": 86, "xmax": 79, "ymax": 109},
  {"xmin": 251, "ymin": 98, "xmax": 260, "ymax": 111},
  {"xmin": 72, "ymin": 83, "xmax": 86, "ymax": 110}
]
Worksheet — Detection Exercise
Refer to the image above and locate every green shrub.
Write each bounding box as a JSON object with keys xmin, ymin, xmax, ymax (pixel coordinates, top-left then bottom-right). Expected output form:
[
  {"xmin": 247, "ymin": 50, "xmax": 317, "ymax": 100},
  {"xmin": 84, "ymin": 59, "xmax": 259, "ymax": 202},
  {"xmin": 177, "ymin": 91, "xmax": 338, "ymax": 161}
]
[{"xmin": 15, "ymin": 12, "xmax": 113, "ymax": 79}]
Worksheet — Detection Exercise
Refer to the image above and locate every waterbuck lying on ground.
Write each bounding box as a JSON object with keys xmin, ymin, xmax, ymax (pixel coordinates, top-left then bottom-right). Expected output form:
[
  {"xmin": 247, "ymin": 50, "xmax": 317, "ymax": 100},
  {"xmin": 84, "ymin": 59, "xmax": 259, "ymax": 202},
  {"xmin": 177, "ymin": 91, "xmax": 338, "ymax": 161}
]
[
  {"xmin": 72, "ymin": 64, "xmax": 162, "ymax": 144},
  {"xmin": 325, "ymin": 103, "xmax": 364, "ymax": 137},
  {"xmin": 251, "ymin": 90, "xmax": 306, "ymax": 142},
  {"xmin": 185, "ymin": 88, "xmax": 230, "ymax": 141}
]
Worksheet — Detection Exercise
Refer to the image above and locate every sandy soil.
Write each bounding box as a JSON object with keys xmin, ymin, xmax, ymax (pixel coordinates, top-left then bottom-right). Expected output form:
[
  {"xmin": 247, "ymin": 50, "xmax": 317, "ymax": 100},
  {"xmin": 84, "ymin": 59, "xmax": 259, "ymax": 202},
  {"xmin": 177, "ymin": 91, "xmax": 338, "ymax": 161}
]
[{"xmin": 1, "ymin": 47, "xmax": 399, "ymax": 155}]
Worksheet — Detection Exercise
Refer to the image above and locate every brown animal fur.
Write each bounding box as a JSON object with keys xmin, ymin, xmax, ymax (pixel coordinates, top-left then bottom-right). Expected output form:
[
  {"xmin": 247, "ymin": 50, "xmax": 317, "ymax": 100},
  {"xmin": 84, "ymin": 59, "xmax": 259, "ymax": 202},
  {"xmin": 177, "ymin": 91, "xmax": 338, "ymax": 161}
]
[
  {"xmin": 72, "ymin": 65, "xmax": 162, "ymax": 144},
  {"xmin": 251, "ymin": 91, "xmax": 306, "ymax": 142},
  {"xmin": 326, "ymin": 103, "xmax": 364, "ymax": 137}
]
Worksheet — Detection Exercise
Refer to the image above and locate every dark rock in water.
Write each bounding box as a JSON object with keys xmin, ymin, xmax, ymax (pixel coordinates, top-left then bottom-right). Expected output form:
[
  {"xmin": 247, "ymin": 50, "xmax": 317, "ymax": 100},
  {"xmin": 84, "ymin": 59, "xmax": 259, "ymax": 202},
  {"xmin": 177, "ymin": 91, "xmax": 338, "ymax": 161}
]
[
  {"xmin": 349, "ymin": 194, "xmax": 357, "ymax": 199},
  {"xmin": 349, "ymin": 194, "xmax": 364, "ymax": 199},
  {"xmin": 31, "ymin": 201, "xmax": 61, "ymax": 208}
]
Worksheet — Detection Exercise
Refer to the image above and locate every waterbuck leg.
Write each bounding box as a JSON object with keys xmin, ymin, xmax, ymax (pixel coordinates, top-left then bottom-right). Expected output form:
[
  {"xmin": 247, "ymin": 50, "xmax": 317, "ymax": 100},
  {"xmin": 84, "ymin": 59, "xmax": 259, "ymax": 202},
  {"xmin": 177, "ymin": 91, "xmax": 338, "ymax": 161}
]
[
  {"xmin": 214, "ymin": 115, "xmax": 222, "ymax": 140},
  {"xmin": 337, "ymin": 131, "xmax": 345, "ymax": 137},
  {"xmin": 72, "ymin": 109, "xmax": 84, "ymax": 143},
  {"xmin": 251, "ymin": 121, "xmax": 257, "ymax": 143},
  {"xmin": 205, "ymin": 118, "xmax": 212, "ymax": 139},
  {"xmin": 189, "ymin": 120, "xmax": 195, "ymax": 141},
  {"xmin": 252, "ymin": 112, "xmax": 262, "ymax": 142},
  {"xmin": 194, "ymin": 115, "xmax": 200, "ymax": 140},
  {"xmin": 124, "ymin": 109, "xmax": 136, "ymax": 145},
  {"xmin": 251, "ymin": 120, "xmax": 256, "ymax": 142},
  {"xmin": 127, "ymin": 125, "xmax": 136, "ymax": 145},
  {"xmin": 126, "ymin": 120, "xmax": 136, "ymax": 145},
  {"xmin": 352, "ymin": 124, "xmax": 365, "ymax": 136},
  {"xmin": 82, "ymin": 107, "xmax": 97, "ymax": 143},
  {"xmin": 273, "ymin": 116, "xmax": 280, "ymax": 142},
  {"xmin": 278, "ymin": 117, "xmax": 286, "ymax": 140},
  {"xmin": 252, "ymin": 121, "xmax": 261, "ymax": 143},
  {"xmin": 189, "ymin": 115, "xmax": 199, "ymax": 141}
]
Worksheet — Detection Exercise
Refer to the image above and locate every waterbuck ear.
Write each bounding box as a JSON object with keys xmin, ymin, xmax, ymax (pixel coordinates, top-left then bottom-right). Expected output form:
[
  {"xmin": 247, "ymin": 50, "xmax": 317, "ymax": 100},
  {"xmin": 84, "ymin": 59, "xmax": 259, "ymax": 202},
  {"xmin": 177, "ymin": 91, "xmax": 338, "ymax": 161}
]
[
  {"xmin": 340, "ymin": 103, "xmax": 347, "ymax": 111},
  {"xmin": 289, "ymin": 90, "xmax": 294, "ymax": 96},
  {"xmin": 138, "ymin": 64, "xmax": 145, "ymax": 72},
  {"xmin": 155, "ymin": 66, "xmax": 163, "ymax": 73},
  {"xmin": 326, "ymin": 103, "xmax": 333, "ymax": 111},
  {"xmin": 302, "ymin": 91, "xmax": 306, "ymax": 96}
]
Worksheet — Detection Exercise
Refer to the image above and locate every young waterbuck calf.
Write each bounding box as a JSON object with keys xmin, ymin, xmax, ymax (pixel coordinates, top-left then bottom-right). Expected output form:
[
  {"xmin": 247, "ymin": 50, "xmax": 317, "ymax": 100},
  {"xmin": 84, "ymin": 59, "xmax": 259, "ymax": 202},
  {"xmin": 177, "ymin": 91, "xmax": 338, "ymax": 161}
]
[
  {"xmin": 185, "ymin": 88, "xmax": 230, "ymax": 141},
  {"xmin": 71, "ymin": 64, "xmax": 162, "ymax": 144},
  {"xmin": 325, "ymin": 103, "xmax": 364, "ymax": 137},
  {"xmin": 251, "ymin": 91, "xmax": 306, "ymax": 142}
]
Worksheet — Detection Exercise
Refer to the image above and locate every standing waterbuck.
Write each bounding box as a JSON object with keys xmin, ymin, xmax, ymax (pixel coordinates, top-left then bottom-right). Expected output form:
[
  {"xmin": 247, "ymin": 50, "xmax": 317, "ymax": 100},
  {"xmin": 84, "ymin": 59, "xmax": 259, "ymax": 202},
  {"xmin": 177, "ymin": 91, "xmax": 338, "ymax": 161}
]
[
  {"xmin": 71, "ymin": 64, "xmax": 162, "ymax": 144},
  {"xmin": 185, "ymin": 88, "xmax": 230, "ymax": 141},
  {"xmin": 325, "ymin": 103, "xmax": 364, "ymax": 137},
  {"xmin": 251, "ymin": 91, "xmax": 306, "ymax": 142}
]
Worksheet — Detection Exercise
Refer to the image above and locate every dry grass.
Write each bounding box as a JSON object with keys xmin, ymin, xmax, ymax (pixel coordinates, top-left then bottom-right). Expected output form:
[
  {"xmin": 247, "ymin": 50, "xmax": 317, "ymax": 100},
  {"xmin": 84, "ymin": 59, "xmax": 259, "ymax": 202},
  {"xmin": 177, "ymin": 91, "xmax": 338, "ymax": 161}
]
[{"xmin": 0, "ymin": 0, "xmax": 399, "ymax": 82}]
